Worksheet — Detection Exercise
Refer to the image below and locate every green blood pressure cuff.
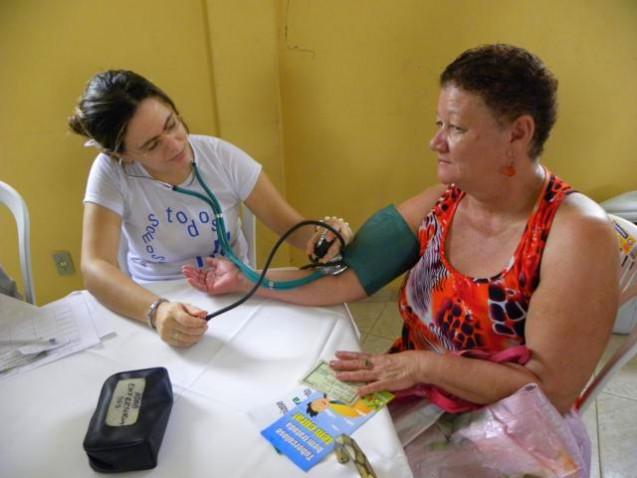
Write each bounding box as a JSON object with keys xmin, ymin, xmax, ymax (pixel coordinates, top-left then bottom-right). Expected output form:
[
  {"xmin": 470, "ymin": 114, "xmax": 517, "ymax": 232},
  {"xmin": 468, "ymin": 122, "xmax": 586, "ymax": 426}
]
[
  {"xmin": 342, "ymin": 204, "xmax": 420, "ymax": 296},
  {"xmin": 83, "ymin": 367, "xmax": 173, "ymax": 473}
]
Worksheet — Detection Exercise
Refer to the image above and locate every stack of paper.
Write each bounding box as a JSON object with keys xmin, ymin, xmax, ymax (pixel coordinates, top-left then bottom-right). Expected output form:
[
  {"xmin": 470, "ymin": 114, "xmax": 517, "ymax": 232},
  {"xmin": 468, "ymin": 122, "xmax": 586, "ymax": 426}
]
[{"xmin": 0, "ymin": 291, "xmax": 113, "ymax": 381}]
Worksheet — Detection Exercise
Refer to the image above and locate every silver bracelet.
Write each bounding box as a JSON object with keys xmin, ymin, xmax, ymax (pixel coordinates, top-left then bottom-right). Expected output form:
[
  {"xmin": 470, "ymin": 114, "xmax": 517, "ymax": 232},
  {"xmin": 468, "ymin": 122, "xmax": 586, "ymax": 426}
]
[{"xmin": 146, "ymin": 298, "xmax": 168, "ymax": 330}]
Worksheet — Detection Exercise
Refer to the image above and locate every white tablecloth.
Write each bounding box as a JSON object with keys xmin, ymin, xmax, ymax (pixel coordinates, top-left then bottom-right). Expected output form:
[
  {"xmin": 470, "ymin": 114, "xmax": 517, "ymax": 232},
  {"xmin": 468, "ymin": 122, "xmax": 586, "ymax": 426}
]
[{"xmin": 0, "ymin": 279, "xmax": 412, "ymax": 478}]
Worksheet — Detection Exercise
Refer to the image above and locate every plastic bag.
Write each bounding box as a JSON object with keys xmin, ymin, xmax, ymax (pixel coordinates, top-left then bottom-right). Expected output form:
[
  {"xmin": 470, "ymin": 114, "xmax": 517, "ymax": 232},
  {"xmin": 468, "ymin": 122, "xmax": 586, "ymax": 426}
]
[{"xmin": 404, "ymin": 383, "xmax": 590, "ymax": 478}]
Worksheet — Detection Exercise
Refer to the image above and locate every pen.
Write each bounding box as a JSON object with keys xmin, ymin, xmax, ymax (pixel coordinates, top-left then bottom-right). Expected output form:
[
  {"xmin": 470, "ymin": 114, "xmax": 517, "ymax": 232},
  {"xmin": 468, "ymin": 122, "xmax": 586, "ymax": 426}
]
[
  {"xmin": 0, "ymin": 350, "xmax": 49, "ymax": 374},
  {"xmin": 0, "ymin": 337, "xmax": 58, "ymax": 346}
]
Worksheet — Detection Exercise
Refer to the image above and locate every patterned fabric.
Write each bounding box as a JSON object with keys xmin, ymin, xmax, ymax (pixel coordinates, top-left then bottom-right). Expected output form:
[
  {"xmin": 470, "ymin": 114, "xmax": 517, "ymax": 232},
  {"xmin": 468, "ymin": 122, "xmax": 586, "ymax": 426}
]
[{"xmin": 391, "ymin": 170, "xmax": 573, "ymax": 356}]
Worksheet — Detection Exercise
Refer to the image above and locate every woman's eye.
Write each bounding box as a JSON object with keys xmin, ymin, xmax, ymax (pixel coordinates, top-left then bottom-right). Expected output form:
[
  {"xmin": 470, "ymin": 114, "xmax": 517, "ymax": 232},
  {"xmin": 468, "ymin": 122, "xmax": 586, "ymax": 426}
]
[
  {"xmin": 146, "ymin": 141, "xmax": 158, "ymax": 152},
  {"xmin": 450, "ymin": 125, "xmax": 465, "ymax": 133},
  {"xmin": 167, "ymin": 119, "xmax": 177, "ymax": 131}
]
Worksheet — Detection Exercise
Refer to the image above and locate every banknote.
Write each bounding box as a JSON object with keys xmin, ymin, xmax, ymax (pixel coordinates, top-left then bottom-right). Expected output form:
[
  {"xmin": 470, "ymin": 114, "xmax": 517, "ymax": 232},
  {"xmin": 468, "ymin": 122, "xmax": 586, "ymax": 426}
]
[{"xmin": 301, "ymin": 360, "xmax": 360, "ymax": 404}]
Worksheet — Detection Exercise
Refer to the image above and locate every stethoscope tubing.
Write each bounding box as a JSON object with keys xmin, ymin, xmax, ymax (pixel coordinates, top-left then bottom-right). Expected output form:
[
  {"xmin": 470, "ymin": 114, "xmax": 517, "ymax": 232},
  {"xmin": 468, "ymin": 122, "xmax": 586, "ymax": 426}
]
[
  {"xmin": 173, "ymin": 162, "xmax": 346, "ymax": 292},
  {"xmin": 202, "ymin": 218, "xmax": 345, "ymax": 321}
]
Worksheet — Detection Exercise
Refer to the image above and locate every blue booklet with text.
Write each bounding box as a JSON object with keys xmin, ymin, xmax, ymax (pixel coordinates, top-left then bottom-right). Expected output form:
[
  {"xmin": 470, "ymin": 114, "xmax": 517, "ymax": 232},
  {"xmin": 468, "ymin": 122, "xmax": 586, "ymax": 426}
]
[{"xmin": 260, "ymin": 389, "xmax": 393, "ymax": 471}]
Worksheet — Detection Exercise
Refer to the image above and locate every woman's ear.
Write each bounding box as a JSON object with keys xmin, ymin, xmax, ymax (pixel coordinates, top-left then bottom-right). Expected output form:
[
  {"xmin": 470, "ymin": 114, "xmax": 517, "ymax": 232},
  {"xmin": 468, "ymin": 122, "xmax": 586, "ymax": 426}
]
[{"xmin": 510, "ymin": 114, "xmax": 535, "ymax": 155}]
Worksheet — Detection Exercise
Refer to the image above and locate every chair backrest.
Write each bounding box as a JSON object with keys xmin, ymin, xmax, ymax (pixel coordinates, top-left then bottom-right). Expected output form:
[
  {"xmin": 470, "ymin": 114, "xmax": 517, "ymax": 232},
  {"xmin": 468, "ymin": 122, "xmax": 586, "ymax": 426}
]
[
  {"xmin": 0, "ymin": 181, "xmax": 36, "ymax": 304},
  {"xmin": 576, "ymin": 214, "xmax": 637, "ymax": 413},
  {"xmin": 241, "ymin": 204, "xmax": 257, "ymax": 268},
  {"xmin": 614, "ymin": 215, "xmax": 637, "ymax": 304}
]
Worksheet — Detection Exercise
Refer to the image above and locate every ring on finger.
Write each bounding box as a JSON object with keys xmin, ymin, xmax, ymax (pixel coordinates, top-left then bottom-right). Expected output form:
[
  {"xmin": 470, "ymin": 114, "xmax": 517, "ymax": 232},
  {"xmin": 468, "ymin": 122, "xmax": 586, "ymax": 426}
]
[
  {"xmin": 173, "ymin": 331, "xmax": 180, "ymax": 341},
  {"xmin": 364, "ymin": 358, "xmax": 373, "ymax": 370}
]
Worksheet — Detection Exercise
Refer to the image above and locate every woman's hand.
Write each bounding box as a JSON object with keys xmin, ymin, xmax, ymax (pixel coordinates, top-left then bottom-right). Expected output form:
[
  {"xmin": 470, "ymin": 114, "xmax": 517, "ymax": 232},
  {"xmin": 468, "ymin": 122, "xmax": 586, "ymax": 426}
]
[
  {"xmin": 182, "ymin": 257, "xmax": 246, "ymax": 296},
  {"xmin": 329, "ymin": 350, "xmax": 428, "ymax": 396},
  {"xmin": 306, "ymin": 216, "xmax": 354, "ymax": 263},
  {"xmin": 153, "ymin": 300, "xmax": 208, "ymax": 348}
]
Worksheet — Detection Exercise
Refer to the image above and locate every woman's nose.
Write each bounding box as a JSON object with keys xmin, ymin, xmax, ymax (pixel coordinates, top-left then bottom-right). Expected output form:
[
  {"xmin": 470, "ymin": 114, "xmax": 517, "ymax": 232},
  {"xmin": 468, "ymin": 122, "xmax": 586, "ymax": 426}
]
[
  {"xmin": 163, "ymin": 131, "xmax": 182, "ymax": 152},
  {"xmin": 429, "ymin": 129, "xmax": 446, "ymax": 152}
]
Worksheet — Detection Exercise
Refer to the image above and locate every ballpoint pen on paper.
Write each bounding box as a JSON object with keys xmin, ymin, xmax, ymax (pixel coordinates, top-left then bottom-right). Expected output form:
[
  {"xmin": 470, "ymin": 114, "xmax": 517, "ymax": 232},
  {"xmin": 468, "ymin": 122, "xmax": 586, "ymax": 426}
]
[
  {"xmin": 0, "ymin": 350, "xmax": 49, "ymax": 374},
  {"xmin": 0, "ymin": 337, "xmax": 58, "ymax": 346},
  {"xmin": 0, "ymin": 337, "xmax": 64, "ymax": 358}
]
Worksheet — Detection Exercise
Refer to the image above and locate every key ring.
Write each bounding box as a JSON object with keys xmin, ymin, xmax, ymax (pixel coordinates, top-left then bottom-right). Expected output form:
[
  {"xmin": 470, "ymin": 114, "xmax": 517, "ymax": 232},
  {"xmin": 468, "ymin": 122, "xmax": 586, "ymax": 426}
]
[{"xmin": 334, "ymin": 434, "xmax": 377, "ymax": 478}]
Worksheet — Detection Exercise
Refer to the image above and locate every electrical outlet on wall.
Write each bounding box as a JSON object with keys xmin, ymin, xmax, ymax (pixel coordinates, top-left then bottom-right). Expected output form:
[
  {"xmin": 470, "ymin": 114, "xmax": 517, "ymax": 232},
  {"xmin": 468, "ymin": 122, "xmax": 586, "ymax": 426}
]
[{"xmin": 52, "ymin": 250, "xmax": 75, "ymax": 275}]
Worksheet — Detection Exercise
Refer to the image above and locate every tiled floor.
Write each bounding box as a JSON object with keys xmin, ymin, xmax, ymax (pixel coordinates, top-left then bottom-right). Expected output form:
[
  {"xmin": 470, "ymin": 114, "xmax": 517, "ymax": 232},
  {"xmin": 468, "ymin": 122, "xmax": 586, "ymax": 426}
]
[{"xmin": 347, "ymin": 288, "xmax": 637, "ymax": 478}]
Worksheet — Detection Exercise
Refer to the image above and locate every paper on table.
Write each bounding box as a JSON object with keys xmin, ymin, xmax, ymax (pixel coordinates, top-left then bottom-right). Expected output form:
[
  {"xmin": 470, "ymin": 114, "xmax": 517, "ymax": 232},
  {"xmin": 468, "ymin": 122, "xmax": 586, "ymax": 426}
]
[
  {"xmin": 17, "ymin": 338, "xmax": 67, "ymax": 355},
  {"xmin": 248, "ymin": 385, "xmax": 316, "ymax": 429},
  {"xmin": 0, "ymin": 293, "xmax": 102, "ymax": 381},
  {"xmin": 73, "ymin": 290, "xmax": 116, "ymax": 339},
  {"xmin": 260, "ymin": 389, "xmax": 394, "ymax": 471}
]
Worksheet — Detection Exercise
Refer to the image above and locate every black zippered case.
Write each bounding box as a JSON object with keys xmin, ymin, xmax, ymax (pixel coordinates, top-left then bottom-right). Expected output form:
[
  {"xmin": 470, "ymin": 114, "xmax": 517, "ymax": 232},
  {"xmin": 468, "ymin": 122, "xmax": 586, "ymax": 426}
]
[{"xmin": 83, "ymin": 367, "xmax": 173, "ymax": 473}]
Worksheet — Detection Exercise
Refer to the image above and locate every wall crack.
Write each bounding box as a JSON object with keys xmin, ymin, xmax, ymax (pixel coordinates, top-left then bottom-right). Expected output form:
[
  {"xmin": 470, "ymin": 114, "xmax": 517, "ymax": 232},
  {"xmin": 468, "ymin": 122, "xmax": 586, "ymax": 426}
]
[{"xmin": 284, "ymin": 0, "xmax": 316, "ymax": 58}]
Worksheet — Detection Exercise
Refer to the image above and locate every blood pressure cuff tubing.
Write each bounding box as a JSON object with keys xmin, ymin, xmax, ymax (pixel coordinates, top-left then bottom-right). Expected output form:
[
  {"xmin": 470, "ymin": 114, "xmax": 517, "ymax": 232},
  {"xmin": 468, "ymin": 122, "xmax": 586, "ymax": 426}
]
[
  {"xmin": 83, "ymin": 367, "xmax": 173, "ymax": 473},
  {"xmin": 342, "ymin": 204, "xmax": 420, "ymax": 296}
]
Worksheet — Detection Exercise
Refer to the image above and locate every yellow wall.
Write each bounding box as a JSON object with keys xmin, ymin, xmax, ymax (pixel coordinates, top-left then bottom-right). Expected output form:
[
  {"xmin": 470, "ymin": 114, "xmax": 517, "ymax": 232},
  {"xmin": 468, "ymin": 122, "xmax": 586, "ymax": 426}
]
[
  {"xmin": 0, "ymin": 0, "xmax": 219, "ymax": 304},
  {"xmin": 280, "ymin": 0, "xmax": 637, "ymax": 267},
  {"xmin": 1, "ymin": 0, "xmax": 636, "ymax": 304},
  {"xmin": 204, "ymin": 0, "xmax": 292, "ymax": 266}
]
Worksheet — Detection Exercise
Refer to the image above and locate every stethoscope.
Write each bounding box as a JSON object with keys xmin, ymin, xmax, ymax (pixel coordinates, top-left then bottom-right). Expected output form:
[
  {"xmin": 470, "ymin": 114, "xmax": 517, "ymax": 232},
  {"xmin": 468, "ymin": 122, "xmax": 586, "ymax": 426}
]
[
  {"xmin": 171, "ymin": 161, "xmax": 346, "ymax": 291},
  {"xmin": 166, "ymin": 161, "xmax": 348, "ymax": 320},
  {"xmin": 120, "ymin": 157, "xmax": 347, "ymax": 318}
]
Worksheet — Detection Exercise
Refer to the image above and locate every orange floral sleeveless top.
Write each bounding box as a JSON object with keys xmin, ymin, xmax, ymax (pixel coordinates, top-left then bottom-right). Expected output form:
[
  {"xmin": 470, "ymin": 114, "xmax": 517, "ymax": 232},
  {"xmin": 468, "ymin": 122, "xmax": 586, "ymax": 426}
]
[{"xmin": 391, "ymin": 171, "xmax": 573, "ymax": 355}]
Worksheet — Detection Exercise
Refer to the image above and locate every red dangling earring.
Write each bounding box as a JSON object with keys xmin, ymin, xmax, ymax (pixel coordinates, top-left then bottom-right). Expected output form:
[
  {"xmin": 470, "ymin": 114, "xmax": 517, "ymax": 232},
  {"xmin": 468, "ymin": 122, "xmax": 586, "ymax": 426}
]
[{"xmin": 501, "ymin": 163, "xmax": 516, "ymax": 177}]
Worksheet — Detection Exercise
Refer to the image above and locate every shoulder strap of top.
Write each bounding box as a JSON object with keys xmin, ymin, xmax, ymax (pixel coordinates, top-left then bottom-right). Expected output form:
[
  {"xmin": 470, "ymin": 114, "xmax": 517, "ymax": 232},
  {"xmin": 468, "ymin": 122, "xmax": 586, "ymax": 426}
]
[
  {"xmin": 528, "ymin": 170, "xmax": 574, "ymax": 234},
  {"xmin": 431, "ymin": 184, "xmax": 464, "ymax": 221}
]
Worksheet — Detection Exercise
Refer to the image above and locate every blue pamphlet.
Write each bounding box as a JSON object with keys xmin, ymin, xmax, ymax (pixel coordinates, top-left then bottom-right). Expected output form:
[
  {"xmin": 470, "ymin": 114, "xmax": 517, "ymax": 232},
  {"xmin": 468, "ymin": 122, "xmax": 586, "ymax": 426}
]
[{"xmin": 260, "ymin": 389, "xmax": 393, "ymax": 471}]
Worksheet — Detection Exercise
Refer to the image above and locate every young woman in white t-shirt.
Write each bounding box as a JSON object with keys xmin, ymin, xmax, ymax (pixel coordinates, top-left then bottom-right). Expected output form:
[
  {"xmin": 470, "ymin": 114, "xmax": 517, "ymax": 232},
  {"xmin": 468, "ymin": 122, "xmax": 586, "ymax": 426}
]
[{"xmin": 69, "ymin": 70, "xmax": 350, "ymax": 348}]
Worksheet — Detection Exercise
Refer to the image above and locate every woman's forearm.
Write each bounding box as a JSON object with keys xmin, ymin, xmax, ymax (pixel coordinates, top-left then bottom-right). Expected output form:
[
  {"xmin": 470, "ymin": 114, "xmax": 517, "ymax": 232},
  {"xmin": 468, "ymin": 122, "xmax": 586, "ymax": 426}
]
[
  {"xmin": 82, "ymin": 258, "xmax": 159, "ymax": 322},
  {"xmin": 244, "ymin": 268, "xmax": 368, "ymax": 306},
  {"xmin": 420, "ymin": 351, "xmax": 547, "ymax": 409}
]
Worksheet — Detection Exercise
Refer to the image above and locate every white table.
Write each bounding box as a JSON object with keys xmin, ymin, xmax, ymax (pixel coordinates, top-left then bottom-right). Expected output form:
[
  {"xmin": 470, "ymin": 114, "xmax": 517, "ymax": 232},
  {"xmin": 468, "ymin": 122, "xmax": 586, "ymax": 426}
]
[{"xmin": 0, "ymin": 279, "xmax": 412, "ymax": 478}]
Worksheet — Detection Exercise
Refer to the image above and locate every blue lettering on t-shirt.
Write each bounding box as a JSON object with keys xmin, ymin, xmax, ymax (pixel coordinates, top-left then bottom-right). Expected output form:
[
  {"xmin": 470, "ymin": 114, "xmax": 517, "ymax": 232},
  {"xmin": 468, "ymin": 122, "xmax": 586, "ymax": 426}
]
[
  {"xmin": 138, "ymin": 208, "xmax": 236, "ymax": 261},
  {"xmin": 199, "ymin": 211, "xmax": 210, "ymax": 224},
  {"xmin": 187, "ymin": 219, "xmax": 199, "ymax": 237},
  {"xmin": 166, "ymin": 208, "xmax": 218, "ymax": 231},
  {"xmin": 140, "ymin": 213, "xmax": 166, "ymax": 262},
  {"xmin": 175, "ymin": 211, "xmax": 188, "ymax": 224},
  {"xmin": 148, "ymin": 213, "xmax": 160, "ymax": 227}
]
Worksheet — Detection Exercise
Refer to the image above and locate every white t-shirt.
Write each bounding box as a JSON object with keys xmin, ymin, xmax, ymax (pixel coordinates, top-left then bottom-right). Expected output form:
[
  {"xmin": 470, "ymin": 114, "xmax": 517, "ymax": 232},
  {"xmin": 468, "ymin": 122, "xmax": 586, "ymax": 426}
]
[{"xmin": 84, "ymin": 135, "xmax": 262, "ymax": 281}]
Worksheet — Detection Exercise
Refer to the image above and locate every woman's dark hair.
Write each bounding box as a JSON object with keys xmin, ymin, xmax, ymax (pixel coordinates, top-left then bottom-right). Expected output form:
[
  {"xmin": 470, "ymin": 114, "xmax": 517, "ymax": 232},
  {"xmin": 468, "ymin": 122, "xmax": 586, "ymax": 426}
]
[
  {"xmin": 68, "ymin": 70, "xmax": 179, "ymax": 154},
  {"xmin": 440, "ymin": 44, "xmax": 558, "ymax": 158}
]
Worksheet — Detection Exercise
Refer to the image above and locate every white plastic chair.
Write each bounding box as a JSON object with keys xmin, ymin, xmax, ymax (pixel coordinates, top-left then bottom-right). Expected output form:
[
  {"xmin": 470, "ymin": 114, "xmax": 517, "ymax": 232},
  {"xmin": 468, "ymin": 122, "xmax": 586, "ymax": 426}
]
[
  {"xmin": 0, "ymin": 181, "xmax": 36, "ymax": 304},
  {"xmin": 241, "ymin": 204, "xmax": 257, "ymax": 268},
  {"xmin": 576, "ymin": 214, "xmax": 637, "ymax": 412}
]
